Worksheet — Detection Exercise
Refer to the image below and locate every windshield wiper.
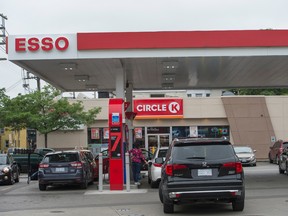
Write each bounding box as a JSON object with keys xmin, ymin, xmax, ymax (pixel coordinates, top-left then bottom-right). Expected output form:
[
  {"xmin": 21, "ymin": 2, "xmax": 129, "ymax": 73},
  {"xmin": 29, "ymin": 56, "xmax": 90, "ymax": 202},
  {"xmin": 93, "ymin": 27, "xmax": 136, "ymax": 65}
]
[{"xmin": 186, "ymin": 156, "xmax": 205, "ymax": 159}]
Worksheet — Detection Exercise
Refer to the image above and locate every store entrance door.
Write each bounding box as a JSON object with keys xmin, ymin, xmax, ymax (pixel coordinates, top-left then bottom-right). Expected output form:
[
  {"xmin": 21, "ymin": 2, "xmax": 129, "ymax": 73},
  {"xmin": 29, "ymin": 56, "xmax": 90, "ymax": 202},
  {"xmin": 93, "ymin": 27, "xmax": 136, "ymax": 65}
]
[{"xmin": 147, "ymin": 134, "xmax": 170, "ymax": 154}]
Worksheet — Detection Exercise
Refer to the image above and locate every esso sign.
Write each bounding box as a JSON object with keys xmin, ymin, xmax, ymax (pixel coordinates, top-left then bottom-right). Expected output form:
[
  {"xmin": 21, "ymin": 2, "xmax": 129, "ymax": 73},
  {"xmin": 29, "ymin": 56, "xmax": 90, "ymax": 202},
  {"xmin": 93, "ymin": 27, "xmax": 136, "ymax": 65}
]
[{"xmin": 15, "ymin": 37, "xmax": 69, "ymax": 52}]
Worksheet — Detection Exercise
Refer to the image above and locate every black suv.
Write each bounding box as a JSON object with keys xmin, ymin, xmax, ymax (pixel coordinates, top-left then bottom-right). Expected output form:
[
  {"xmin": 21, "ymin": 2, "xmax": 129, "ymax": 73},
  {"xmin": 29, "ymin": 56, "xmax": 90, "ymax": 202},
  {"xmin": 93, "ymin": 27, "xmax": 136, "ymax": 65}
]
[
  {"xmin": 158, "ymin": 138, "xmax": 245, "ymax": 213},
  {"xmin": 38, "ymin": 150, "xmax": 94, "ymax": 191}
]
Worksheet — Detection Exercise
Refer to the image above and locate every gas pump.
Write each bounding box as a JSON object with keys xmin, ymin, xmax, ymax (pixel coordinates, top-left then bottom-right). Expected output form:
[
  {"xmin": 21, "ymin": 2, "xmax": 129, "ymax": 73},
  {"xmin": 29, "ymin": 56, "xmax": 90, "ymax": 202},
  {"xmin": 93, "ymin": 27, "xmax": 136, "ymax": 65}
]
[{"xmin": 108, "ymin": 98, "xmax": 124, "ymax": 190}]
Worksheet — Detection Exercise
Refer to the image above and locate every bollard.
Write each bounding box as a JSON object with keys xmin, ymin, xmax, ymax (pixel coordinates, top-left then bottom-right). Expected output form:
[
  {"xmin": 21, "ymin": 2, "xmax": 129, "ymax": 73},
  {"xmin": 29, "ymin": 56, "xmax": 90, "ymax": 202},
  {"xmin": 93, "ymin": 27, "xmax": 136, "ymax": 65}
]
[
  {"xmin": 98, "ymin": 153, "xmax": 103, "ymax": 192},
  {"xmin": 125, "ymin": 152, "xmax": 130, "ymax": 192}
]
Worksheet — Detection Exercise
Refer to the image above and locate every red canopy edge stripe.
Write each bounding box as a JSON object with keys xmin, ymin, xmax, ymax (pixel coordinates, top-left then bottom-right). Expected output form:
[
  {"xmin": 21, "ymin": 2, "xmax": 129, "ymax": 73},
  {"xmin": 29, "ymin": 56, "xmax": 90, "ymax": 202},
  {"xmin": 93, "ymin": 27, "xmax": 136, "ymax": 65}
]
[{"xmin": 77, "ymin": 30, "xmax": 288, "ymax": 50}]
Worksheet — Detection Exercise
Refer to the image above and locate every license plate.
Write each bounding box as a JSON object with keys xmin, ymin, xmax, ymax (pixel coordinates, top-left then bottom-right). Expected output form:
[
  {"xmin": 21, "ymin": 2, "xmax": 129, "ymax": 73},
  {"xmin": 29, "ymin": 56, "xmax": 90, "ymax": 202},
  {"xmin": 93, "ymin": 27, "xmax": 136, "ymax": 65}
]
[
  {"xmin": 198, "ymin": 169, "xmax": 212, "ymax": 176},
  {"xmin": 55, "ymin": 167, "xmax": 65, "ymax": 172}
]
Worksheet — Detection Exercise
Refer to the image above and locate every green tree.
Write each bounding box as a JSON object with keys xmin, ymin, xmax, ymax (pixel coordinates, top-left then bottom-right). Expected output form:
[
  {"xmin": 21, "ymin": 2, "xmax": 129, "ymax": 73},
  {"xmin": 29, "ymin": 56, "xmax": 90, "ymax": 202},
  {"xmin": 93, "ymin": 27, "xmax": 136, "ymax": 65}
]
[
  {"xmin": 229, "ymin": 88, "xmax": 288, "ymax": 96},
  {"xmin": 1, "ymin": 85, "xmax": 101, "ymax": 148}
]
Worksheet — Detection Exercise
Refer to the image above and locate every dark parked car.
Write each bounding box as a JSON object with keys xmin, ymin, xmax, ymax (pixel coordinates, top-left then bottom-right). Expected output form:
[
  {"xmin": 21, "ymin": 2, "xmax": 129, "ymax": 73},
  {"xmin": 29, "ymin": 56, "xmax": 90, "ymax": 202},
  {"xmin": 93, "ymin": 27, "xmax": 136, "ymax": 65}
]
[
  {"xmin": 158, "ymin": 138, "xmax": 245, "ymax": 213},
  {"xmin": 269, "ymin": 140, "xmax": 288, "ymax": 164},
  {"xmin": 72, "ymin": 149, "xmax": 98, "ymax": 180},
  {"xmin": 278, "ymin": 146, "xmax": 288, "ymax": 174},
  {"xmin": 0, "ymin": 154, "xmax": 20, "ymax": 185},
  {"xmin": 38, "ymin": 150, "xmax": 94, "ymax": 191},
  {"xmin": 234, "ymin": 146, "xmax": 257, "ymax": 166}
]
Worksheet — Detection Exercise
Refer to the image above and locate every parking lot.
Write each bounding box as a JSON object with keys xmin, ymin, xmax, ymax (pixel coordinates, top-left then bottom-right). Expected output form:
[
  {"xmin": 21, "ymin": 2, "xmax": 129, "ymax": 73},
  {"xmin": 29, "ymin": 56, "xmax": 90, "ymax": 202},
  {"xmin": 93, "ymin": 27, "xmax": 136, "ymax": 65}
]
[{"xmin": 0, "ymin": 162, "xmax": 288, "ymax": 216}]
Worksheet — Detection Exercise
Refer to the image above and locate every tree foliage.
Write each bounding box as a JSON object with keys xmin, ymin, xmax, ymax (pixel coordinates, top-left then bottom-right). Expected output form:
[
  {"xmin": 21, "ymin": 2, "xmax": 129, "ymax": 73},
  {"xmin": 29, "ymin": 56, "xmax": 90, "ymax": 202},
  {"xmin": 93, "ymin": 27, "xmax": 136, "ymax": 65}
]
[
  {"xmin": 0, "ymin": 85, "xmax": 101, "ymax": 148},
  {"xmin": 229, "ymin": 88, "xmax": 288, "ymax": 96}
]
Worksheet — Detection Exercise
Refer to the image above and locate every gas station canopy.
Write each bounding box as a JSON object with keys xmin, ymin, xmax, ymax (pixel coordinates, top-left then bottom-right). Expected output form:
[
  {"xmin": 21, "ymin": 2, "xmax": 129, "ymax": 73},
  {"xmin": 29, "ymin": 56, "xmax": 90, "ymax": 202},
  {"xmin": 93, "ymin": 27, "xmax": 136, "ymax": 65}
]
[{"xmin": 7, "ymin": 30, "xmax": 288, "ymax": 92}]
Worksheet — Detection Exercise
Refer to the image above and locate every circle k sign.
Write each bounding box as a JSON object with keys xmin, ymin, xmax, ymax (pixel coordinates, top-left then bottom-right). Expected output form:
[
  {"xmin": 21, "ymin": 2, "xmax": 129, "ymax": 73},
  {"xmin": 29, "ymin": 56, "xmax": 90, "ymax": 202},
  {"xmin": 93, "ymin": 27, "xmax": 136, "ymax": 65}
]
[{"xmin": 133, "ymin": 99, "xmax": 183, "ymax": 119}]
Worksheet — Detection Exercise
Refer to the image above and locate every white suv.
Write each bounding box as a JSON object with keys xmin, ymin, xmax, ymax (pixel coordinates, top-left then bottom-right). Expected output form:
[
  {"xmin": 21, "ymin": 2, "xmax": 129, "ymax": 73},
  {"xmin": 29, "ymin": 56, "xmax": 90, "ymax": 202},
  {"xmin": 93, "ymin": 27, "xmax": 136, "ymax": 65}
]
[{"xmin": 148, "ymin": 147, "xmax": 168, "ymax": 188}]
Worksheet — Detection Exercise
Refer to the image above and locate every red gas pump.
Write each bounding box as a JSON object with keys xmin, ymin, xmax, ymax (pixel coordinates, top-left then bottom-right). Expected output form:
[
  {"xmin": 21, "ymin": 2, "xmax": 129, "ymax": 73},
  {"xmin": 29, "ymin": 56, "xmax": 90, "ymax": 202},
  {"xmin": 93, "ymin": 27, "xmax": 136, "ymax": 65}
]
[{"xmin": 108, "ymin": 98, "xmax": 124, "ymax": 190}]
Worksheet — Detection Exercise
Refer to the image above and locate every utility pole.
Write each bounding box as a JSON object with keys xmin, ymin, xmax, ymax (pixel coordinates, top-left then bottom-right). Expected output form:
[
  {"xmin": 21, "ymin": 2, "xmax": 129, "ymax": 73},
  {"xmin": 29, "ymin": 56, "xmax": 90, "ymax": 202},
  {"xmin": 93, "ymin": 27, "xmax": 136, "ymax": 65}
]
[
  {"xmin": 22, "ymin": 70, "xmax": 41, "ymax": 93},
  {"xmin": 0, "ymin": 13, "xmax": 7, "ymax": 46}
]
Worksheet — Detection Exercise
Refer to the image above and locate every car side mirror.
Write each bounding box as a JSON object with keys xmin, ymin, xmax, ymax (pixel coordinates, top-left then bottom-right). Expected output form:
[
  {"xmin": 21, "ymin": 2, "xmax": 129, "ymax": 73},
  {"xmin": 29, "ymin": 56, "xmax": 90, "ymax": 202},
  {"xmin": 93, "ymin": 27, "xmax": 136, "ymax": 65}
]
[
  {"xmin": 155, "ymin": 157, "xmax": 164, "ymax": 164},
  {"xmin": 253, "ymin": 150, "xmax": 256, "ymax": 153}
]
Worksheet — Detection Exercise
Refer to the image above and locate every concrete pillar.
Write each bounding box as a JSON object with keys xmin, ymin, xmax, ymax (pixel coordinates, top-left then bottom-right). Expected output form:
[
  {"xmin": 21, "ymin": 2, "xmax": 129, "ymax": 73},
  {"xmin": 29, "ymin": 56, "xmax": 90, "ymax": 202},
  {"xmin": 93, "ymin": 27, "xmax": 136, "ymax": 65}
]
[{"xmin": 126, "ymin": 82, "xmax": 134, "ymax": 150}]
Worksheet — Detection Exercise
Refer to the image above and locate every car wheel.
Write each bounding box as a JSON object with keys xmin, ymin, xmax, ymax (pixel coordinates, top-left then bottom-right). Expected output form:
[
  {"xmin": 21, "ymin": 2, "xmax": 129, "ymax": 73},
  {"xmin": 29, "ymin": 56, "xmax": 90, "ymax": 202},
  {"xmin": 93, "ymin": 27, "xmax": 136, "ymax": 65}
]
[
  {"xmin": 14, "ymin": 171, "xmax": 20, "ymax": 183},
  {"xmin": 279, "ymin": 163, "xmax": 285, "ymax": 174},
  {"xmin": 9, "ymin": 172, "xmax": 15, "ymax": 185},
  {"xmin": 276, "ymin": 155, "xmax": 279, "ymax": 165},
  {"xmin": 159, "ymin": 181, "xmax": 163, "ymax": 203},
  {"xmin": 151, "ymin": 180, "xmax": 159, "ymax": 188},
  {"xmin": 163, "ymin": 203, "xmax": 174, "ymax": 213},
  {"xmin": 268, "ymin": 154, "xmax": 273, "ymax": 163},
  {"xmin": 80, "ymin": 178, "xmax": 88, "ymax": 189},
  {"xmin": 148, "ymin": 176, "xmax": 151, "ymax": 184},
  {"xmin": 232, "ymin": 191, "xmax": 245, "ymax": 211},
  {"xmin": 39, "ymin": 183, "xmax": 47, "ymax": 191}
]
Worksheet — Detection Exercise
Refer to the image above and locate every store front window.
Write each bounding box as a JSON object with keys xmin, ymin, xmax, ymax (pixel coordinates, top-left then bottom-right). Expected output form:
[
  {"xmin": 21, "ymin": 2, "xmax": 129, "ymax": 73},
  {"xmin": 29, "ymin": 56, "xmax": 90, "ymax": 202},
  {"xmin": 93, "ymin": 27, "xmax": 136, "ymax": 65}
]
[
  {"xmin": 198, "ymin": 126, "xmax": 229, "ymax": 139},
  {"xmin": 87, "ymin": 127, "xmax": 109, "ymax": 155},
  {"xmin": 172, "ymin": 126, "xmax": 190, "ymax": 139}
]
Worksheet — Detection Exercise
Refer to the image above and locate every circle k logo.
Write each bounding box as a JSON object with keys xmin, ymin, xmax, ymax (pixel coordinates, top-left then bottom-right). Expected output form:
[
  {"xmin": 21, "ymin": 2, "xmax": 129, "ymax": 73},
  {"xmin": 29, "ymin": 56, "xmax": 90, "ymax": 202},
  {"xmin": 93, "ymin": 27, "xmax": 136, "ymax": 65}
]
[{"xmin": 168, "ymin": 102, "xmax": 180, "ymax": 114}]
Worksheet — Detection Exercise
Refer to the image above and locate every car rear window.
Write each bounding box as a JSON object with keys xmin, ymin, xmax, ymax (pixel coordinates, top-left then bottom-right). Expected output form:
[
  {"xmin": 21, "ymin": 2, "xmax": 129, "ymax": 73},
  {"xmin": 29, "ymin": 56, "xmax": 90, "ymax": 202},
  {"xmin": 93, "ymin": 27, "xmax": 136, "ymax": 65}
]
[
  {"xmin": 43, "ymin": 153, "xmax": 78, "ymax": 163},
  {"xmin": 283, "ymin": 142, "xmax": 288, "ymax": 148},
  {"xmin": 173, "ymin": 144, "xmax": 235, "ymax": 160}
]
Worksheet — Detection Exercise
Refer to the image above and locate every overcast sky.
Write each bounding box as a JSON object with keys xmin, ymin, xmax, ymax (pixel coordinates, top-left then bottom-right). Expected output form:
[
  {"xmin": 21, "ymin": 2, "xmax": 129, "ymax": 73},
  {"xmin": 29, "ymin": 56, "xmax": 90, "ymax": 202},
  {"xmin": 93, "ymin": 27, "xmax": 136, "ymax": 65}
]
[{"xmin": 1, "ymin": 0, "xmax": 288, "ymax": 97}]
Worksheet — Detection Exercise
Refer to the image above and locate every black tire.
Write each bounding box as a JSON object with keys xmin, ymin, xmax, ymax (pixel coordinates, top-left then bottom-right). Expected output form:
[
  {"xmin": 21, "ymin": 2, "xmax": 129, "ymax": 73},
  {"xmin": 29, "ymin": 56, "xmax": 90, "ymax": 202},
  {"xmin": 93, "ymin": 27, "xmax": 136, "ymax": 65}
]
[
  {"xmin": 80, "ymin": 177, "xmax": 88, "ymax": 189},
  {"xmin": 8, "ymin": 172, "xmax": 15, "ymax": 185},
  {"xmin": 163, "ymin": 203, "xmax": 174, "ymax": 213},
  {"xmin": 268, "ymin": 154, "xmax": 273, "ymax": 163},
  {"xmin": 151, "ymin": 180, "xmax": 159, "ymax": 188},
  {"xmin": 148, "ymin": 176, "xmax": 151, "ymax": 184},
  {"xmin": 276, "ymin": 155, "xmax": 279, "ymax": 165},
  {"xmin": 159, "ymin": 181, "xmax": 163, "ymax": 203},
  {"xmin": 279, "ymin": 164, "xmax": 285, "ymax": 174},
  {"xmin": 14, "ymin": 171, "xmax": 20, "ymax": 183},
  {"xmin": 39, "ymin": 183, "xmax": 47, "ymax": 191},
  {"xmin": 232, "ymin": 191, "xmax": 245, "ymax": 211}
]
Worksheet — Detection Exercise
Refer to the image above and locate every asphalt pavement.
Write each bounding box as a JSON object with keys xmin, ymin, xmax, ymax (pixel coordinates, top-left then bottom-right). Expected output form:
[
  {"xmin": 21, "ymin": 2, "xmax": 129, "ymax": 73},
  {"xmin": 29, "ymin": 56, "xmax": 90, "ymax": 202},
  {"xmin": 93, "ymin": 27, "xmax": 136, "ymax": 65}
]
[{"xmin": 1, "ymin": 162, "xmax": 288, "ymax": 216}]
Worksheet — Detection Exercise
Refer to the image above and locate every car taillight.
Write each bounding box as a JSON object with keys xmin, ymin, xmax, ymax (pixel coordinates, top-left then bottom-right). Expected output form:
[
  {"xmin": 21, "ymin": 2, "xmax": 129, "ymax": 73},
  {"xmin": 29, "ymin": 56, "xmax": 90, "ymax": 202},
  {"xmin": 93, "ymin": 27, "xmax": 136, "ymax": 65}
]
[
  {"xmin": 70, "ymin": 162, "xmax": 83, "ymax": 168},
  {"xmin": 165, "ymin": 164, "xmax": 188, "ymax": 176},
  {"xmin": 39, "ymin": 163, "xmax": 49, "ymax": 168},
  {"xmin": 153, "ymin": 163, "xmax": 162, "ymax": 167},
  {"xmin": 223, "ymin": 162, "xmax": 243, "ymax": 174}
]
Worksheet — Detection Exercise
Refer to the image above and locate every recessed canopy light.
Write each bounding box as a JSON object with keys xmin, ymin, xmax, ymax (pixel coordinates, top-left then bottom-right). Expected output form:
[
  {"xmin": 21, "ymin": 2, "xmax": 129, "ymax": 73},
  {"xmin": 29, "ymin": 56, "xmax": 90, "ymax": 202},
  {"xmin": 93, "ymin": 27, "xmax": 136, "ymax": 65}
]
[
  {"xmin": 74, "ymin": 75, "xmax": 89, "ymax": 82},
  {"xmin": 60, "ymin": 63, "xmax": 77, "ymax": 71}
]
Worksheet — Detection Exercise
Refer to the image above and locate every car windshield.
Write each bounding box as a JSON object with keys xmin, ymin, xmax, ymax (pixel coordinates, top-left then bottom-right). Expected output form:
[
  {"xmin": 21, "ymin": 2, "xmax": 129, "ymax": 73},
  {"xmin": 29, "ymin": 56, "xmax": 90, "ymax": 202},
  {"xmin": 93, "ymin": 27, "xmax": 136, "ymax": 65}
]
[
  {"xmin": 234, "ymin": 147, "xmax": 252, "ymax": 153},
  {"xmin": 43, "ymin": 153, "xmax": 78, "ymax": 163},
  {"xmin": 0, "ymin": 156, "xmax": 7, "ymax": 165},
  {"xmin": 173, "ymin": 144, "xmax": 235, "ymax": 160}
]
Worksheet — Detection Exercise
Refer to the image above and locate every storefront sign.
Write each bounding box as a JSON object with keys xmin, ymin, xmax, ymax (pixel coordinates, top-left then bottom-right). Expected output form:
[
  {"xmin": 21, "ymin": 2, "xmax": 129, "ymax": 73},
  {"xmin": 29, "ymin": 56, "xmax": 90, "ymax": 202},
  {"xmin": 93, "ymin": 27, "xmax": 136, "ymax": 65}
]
[
  {"xmin": 15, "ymin": 36, "xmax": 69, "ymax": 52},
  {"xmin": 133, "ymin": 99, "xmax": 183, "ymax": 119}
]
